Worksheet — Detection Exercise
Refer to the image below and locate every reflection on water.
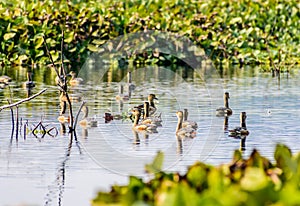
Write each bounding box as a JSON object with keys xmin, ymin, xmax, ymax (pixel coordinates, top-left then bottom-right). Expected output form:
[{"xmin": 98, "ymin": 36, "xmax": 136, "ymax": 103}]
[{"xmin": 0, "ymin": 65, "xmax": 300, "ymax": 205}]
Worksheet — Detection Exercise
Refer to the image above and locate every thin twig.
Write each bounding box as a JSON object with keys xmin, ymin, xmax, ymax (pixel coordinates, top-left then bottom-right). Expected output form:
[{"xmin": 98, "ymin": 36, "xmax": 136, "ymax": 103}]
[
  {"xmin": 0, "ymin": 88, "xmax": 47, "ymax": 111},
  {"xmin": 43, "ymin": 36, "xmax": 60, "ymax": 77},
  {"xmin": 61, "ymin": 30, "xmax": 66, "ymax": 77},
  {"xmin": 16, "ymin": 106, "xmax": 19, "ymax": 141},
  {"xmin": 73, "ymin": 101, "xmax": 86, "ymax": 130},
  {"xmin": 7, "ymin": 99, "xmax": 14, "ymax": 140},
  {"xmin": 65, "ymin": 92, "xmax": 74, "ymax": 131}
]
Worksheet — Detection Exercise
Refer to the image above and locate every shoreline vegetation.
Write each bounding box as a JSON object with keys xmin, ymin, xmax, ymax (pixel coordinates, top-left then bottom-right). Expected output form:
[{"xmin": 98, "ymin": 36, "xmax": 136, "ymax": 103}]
[
  {"xmin": 0, "ymin": 0, "xmax": 299, "ymax": 72},
  {"xmin": 92, "ymin": 144, "xmax": 300, "ymax": 206}
]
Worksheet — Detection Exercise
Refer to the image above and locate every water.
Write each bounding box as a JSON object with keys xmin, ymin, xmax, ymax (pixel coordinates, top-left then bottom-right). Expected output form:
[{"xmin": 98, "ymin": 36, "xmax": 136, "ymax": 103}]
[{"xmin": 0, "ymin": 65, "xmax": 299, "ymax": 205}]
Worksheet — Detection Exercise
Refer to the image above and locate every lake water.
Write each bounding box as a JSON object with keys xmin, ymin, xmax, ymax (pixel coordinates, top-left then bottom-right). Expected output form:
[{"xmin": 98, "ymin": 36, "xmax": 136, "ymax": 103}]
[{"xmin": 0, "ymin": 65, "xmax": 299, "ymax": 206}]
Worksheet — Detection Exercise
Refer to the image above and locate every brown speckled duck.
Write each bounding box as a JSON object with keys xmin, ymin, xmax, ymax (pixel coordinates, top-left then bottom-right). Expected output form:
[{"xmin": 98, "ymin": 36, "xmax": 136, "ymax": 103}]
[{"xmin": 176, "ymin": 111, "xmax": 196, "ymax": 139}]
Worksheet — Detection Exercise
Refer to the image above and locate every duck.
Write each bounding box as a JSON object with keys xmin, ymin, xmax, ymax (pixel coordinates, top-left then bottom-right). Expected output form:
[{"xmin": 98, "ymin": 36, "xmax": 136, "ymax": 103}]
[
  {"xmin": 23, "ymin": 71, "xmax": 35, "ymax": 89},
  {"xmin": 133, "ymin": 94, "xmax": 158, "ymax": 116},
  {"xmin": 182, "ymin": 108, "xmax": 198, "ymax": 129},
  {"xmin": 132, "ymin": 108, "xmax": 158, "ymax": 133},
  {"xmin": 68, "ymin": 71, "xmax": 83, "ymax": 86},
  {"xmin": 58, "ymin": 115, "xmax": 72, "ymax": 123},
  {"xmin": 229, "ymin": 112, "xmax": 249, "ymax": 137},
  {"xmin": 0, "ymin": 75, "xmax": 12, "ymax": 84},
  {"xmin": 141, "ymin": 101, "xmax": 162, "ymax": 126},
  {"xmin": 176, "ymin": 111, "xmax": 197, "ymax": 139},
  {"xmin": 79, "ymin": 105, "xmax": 97, "ymax": 127},
  {"xmin": 216, "ymin": 92, "xmax": 232, "ymax": 116}
]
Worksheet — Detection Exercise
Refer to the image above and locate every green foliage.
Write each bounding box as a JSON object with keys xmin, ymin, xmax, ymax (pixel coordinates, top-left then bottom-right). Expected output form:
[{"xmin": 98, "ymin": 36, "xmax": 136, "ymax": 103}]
[
  {"xmin": 0, "ymin": 0, "xmax": 299, "ymax": 69},
  {"xmin": 92, "ymin": 144, "xmax": 300, "ymax": 206},
  {"xmin": 145, "ymin": 151, "xmax": 164, "ymax": 174}
]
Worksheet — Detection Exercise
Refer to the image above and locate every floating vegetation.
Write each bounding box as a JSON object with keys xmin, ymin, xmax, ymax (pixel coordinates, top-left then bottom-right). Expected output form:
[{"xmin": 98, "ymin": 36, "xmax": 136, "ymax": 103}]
[
  {"xmin": 92, "ymin": 144, "xmax": 300, "ymax": 206},
  {"xmin": 0, "ymin": 0, "xmax": 299, "ymax": 70}
]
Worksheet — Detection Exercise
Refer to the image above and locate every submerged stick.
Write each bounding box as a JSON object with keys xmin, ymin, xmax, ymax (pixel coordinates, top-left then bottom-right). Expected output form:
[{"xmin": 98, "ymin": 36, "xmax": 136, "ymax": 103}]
[
  {"xmin": 73, "ymin": 101, "xmax": 86, "ymax": 130},
  {"xmin": 7, "ymin": 99, "xmax": 14, "ymax": 140},
  {"xmin": 16, "ymin": 106, "xmax": 19, "ymax": 140},
  {"xmin": 0, "ymin": 88, "xmax": 47, "ymax": 111}
]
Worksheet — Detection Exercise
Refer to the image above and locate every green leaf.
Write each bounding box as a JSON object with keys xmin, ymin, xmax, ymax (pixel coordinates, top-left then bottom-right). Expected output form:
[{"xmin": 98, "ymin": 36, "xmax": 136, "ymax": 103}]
[
  {"xmin": 4, "ymin": 32, "xmax": 16, "ymax": 41},
  {"xmin": 87, "ymin": 44, "xmax": 99, "ymax": 52},
  {"xmin": 145, "ymin": 151, "xmax": 164, "ymax": 174},
  {"xmin": 240, "ymin": 168, "xmax": 268, "ymax": 191},
  {"xmin": 64, "ymin": 31, "xmax": 74, "ymax": 43},
  {"xmin": 34, "ymin": 36, "xmax": 44, "ymax": 49}
]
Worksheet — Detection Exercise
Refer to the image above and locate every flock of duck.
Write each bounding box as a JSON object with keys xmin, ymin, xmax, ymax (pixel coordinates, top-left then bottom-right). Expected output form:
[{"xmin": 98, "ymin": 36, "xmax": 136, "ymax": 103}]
[
  {"xmin": 54, "ymin": 71, "xmax": 250, "ymax": 142},
  {"xmin": 1, "ymin": 71, "xmax": 249, "ymax": 142},
  {"xmin": 126, "ymin": 91, "xmax": 249, "ymax": 141}
]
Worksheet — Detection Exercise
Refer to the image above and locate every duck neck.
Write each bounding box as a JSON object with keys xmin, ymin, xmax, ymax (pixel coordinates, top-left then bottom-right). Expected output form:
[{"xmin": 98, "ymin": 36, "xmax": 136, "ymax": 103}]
[
  {"xmin": 240, "ymin": 117, "xmax": 246, "ymax": 128},
  {"xmin": 240, "ymin": 113, "xmax": 247, "ymax": 128},
  {"xmin": 176, "ymin": 116, "xmax": 183, "ymax": 133},
  {"xmin": 149, "ymin": 100, "xmax": 155, "ymax": 108},
  {"xmin": 144, "ymin": 102, "xmax": 149, "ymax": 119},
  {"xmin": 183, "ymin": 109, "xmax": 188, "ymax": 121},
  {"xmin": 241, "ymin": 121, "xmax": 246, "ymax": 128},
  {"xmin": 133, "ymin": 113, "xmax": 140, "ymax": 126},
  {"xmin": 224, "ymin": 97, "xmax": 229, "ymax": 108},
  {"xmin": 83, "ymin": 106, "xmax": 89, "ymax": 119}
]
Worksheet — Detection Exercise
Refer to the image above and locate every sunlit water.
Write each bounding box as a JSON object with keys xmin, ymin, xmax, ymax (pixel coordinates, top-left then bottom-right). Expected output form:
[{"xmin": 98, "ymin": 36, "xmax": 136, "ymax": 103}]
[{"xmin": 0, "ymin": 65, "xmax": 299, "ymax": 205}]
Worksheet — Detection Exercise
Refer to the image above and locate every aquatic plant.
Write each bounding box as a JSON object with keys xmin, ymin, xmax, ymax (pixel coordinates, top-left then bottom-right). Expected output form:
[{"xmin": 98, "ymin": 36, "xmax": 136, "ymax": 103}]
[
  {"xmin": 91, "ymin": 144, "xmax": 300, "ymax": 206},
  {"xmin": 0, "ymin": 0, "xmax": 299, "ymax": 70}
]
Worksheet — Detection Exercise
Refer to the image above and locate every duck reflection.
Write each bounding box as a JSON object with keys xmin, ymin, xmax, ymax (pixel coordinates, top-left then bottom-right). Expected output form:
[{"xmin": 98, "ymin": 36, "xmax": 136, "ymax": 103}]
[
  {"xmin": 132, "ymin": 129, "xmax": 151, "ymax": 146},
  {"xmin": 23, "ymin": 70, "xmax": 35, "ymax": 97},
  {"xmin": 132, "ymin": 130, "xmax": 140, "ymax": 145},
  {"xmin": 176, "ymin": 136, "xmax": 183, "ymax": 155},
  {"xmin": 223, "ymin": 116, "xmax": 229, "ymax": 131},
  {"xmin": 240, "ymin": 135, "xmax": 247, "ymax": 151},
  {"xmin": 81, "ymin": 127, "xmax": 88, "ymax": 139},
  {"xmin": 60, "ymin": 122, "xmax": 67, "ymax": 135}
]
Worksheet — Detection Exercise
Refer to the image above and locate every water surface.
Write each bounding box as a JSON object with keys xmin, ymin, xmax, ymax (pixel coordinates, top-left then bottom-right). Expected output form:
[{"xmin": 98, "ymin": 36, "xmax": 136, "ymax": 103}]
[{"xmin": 0, "ymin": 65, "xmax": 299, "ymax": 205}]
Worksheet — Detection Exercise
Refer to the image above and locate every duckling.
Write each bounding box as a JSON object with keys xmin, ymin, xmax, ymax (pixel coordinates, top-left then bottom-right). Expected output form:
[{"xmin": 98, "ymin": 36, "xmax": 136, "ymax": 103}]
[
  {"xmin": 0, "ymin": 75, "xmax": 12, "ymax": 84},
  {"xmin": 132, "ymin": 108, "xmax": 157, "ymax": 133},
  {"xmin": 141, "ymin": 102, "xmax": 162, "ymax": 126},
  {"xmin": 182, "ymin": 108, "xmax": 198, "ymax": 129},
  {"xmin": 216, "ymin": 92, "xmax": 233, "ymax": 116},
  {"xmin": 58, "ymin": 115, "xmax": 72, "ymax": 123},
  {"xmin": 68, "ymin": 71, "xmax": 83, "ymax": 86},
  {"xmin": 229, "ymin": 112, "xmax": 249, "ymax": 137},
  {"xmin": 79, "ymin": 105, "xmax": 97, "ymax": 127},
  {"xmin": 176, "ymin": 111, "xmax": 196, "ymax": 139}
]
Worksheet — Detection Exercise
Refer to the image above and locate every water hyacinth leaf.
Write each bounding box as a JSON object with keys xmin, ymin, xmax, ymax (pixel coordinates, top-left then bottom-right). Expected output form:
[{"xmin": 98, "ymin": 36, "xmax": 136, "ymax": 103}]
[
  {"xmin": 157, "ymin": 182, "xmax": 199, "ymax": 206},
  {"xmin": 64, "ymin": 31, "xmax": 74, "ymax": 43},
  {"xmin": 87, "ymin": 44, "xmax": 99, "ymax": 52},
  {"xmin": 186, "ymin": 162, "xmax": 208, "ymax": 189},
  {"xmin": 4, "ymin": 32, "xmax": 16, "ymax": 41},
  {"xmin": 240, "ymin": 167, "xmax": 268, "ymax": 191},
  {"xmin": 92, "ymin": 39, "xmax": 106, "ymax": 46},
  {"xmin": 279, "ymin": 183, "xmax": 300, "ymax": 205},
  {"xmin": 34, "ymin": 36, "xmax": 44, "ymax": 49},
  {"xmin": 50, "ymin": 50, "xmax": 59, "ymax": 62},
  {"xmin": 145, "ymin": 151, "xmax": 164, "ymax": 174},
  {"xmin": 274, "ymin": 144, "xmax": 296, "ymax": 178}
]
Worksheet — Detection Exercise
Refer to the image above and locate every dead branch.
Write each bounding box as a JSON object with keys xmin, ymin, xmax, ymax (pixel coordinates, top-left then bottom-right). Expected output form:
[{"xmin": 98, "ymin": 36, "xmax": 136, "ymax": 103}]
[
  {"xmin": 0, "ymin": 88, "xmax": 47, "ymax": 111},
  {"xmin": 73, "ymin": 101, "xmax": 86, "ymax": 130}
]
